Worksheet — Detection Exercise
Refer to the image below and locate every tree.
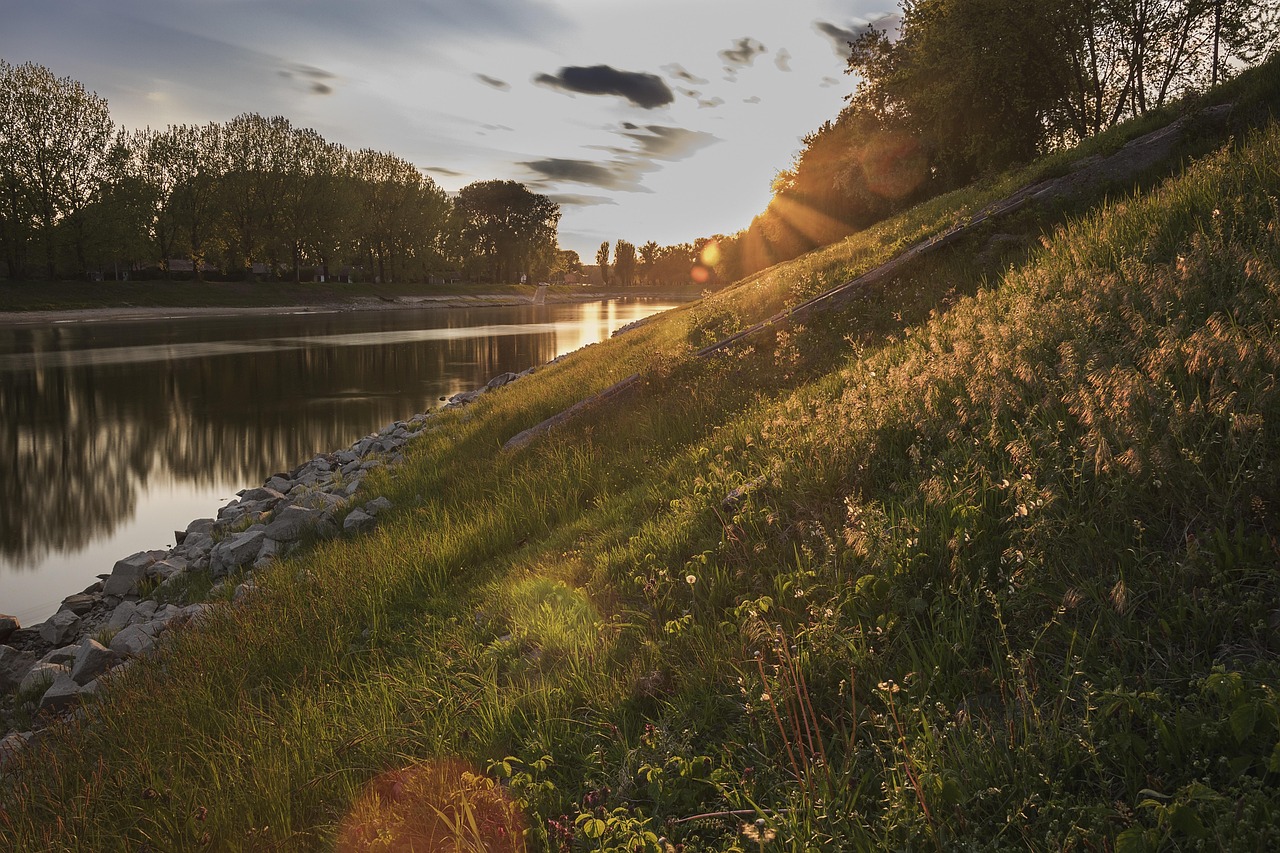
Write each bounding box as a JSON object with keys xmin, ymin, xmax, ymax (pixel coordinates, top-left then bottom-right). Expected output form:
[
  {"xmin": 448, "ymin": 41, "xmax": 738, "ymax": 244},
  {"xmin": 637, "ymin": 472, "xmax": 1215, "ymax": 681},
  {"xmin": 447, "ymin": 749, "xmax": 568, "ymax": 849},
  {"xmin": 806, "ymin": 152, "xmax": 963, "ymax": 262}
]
[
  {"xmin": 639, "ymin": 240, "xmax": 659, "ymax": 285},
  {"xmin": 454, "ymin": 180, "xmax": 560, "ymax": 283},
  {"xmin": 596, "ymin": 240, "xmax": 611, "ymax": 286},
  {"xmin": 0, "ymin": 61, "xmax": 117, "ymax": 279},
  {"xmin": 613, "ymin": 239, "xmax": 637, "ymax": 287}
]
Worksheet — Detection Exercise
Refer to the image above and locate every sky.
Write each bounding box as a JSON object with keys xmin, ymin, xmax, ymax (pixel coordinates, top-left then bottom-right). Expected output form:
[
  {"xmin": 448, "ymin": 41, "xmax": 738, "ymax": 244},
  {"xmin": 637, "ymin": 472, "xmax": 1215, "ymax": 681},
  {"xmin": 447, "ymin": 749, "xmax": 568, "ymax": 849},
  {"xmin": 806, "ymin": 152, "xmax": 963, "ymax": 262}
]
[{"xmin": 1, "ymin": 1, "xmax": 896, "ymax": 260}]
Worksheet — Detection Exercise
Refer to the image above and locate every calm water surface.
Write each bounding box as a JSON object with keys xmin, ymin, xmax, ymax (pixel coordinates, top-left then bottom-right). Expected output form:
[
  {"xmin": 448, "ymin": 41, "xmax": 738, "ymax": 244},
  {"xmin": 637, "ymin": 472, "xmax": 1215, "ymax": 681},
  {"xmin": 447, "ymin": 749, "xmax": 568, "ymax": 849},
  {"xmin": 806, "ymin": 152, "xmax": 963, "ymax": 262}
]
[{"xmin": 0, "ymin": 299, "xmax": 680, "ymax": 625}]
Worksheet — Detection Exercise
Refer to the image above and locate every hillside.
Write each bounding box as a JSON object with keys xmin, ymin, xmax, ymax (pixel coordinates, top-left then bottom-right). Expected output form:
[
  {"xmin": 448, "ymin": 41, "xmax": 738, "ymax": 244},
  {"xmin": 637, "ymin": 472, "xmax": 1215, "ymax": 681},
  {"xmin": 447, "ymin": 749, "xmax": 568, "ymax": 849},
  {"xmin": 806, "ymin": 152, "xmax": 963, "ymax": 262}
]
[{"xmin": 3, "ymin": 60, "xmax": 1280, "ymax": 851}]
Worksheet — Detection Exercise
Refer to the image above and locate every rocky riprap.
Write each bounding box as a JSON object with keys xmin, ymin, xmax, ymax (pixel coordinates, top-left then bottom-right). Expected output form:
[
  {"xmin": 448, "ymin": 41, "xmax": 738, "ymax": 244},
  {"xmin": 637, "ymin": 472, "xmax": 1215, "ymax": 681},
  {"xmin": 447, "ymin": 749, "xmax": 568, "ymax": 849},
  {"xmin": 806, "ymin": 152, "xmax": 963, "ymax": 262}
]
[{"xmin": 0, "ymin": 365, "xmax": 536, "ymax": 765}]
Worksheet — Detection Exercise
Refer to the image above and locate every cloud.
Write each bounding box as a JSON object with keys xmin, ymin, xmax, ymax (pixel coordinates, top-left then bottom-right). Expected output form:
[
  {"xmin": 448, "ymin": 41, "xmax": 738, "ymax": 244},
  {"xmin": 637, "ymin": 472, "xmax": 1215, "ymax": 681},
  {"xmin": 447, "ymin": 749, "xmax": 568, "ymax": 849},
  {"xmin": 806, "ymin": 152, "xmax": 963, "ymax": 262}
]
[
  {"xmin": 814, "ymin": 21, "xmax": 863, "ymax": 57},
  {"xmin": 775, "ymin": 48, "xmax": 792, "ymax": 72},
  {"xmin": 697, "ymin": 96, "xmax": 725, "ymax": 109},
  {"xmin": 814, "ymin": 16, "xmax": 902, "ymax": 57},
  {"xmin": 549, "ymin": 193, "xmax": 617, "ymax": 207},
  {"xmin": 523, "ymin": 124, "xmax": 720, "ymax": 195},
  {"xmin": 521, "ymin": 157, "xmax": 655, "ymax": 192},
  {"xmin": 475, "ymin": 73, "xmax": 510, "ymax": 91},
  {"xmin": 616, "ymin": 125, "xmax": 719, "ymax": 161},
  {"xmin": 719, "ymin": 36, "xmax": 767, "ymax": 68},
  {"xmin": 533, "ymin": 65, "xmax": 674, "ymax": 109},
  {"xmin": 743, "ymin": 95, "xmax": 762, "ymax": 104},
  {"xmin": 425, "ymin": 166, "xmax": 466, "ymax": 177},
  {"xmin": 278, "ymin": 63, "xmax": 337, "ymax": 96},
  {"xmin": 661, "ymin": 63, "xmax": 708, "ymax": 85},
  {"xmin": 819, "ymin": 76, "xmax": 841, "ymax": 88}
]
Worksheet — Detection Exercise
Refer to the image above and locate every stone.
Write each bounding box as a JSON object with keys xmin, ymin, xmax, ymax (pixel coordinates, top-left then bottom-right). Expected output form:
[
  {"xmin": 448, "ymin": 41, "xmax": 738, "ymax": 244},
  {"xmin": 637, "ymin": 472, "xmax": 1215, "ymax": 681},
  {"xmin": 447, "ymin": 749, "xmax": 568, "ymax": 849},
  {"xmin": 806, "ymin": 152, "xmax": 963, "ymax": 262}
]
[
  {"xmin": 107, "ymin": 600, "xmax": 139, "ymax": 631},
  {"xmin": 38, "ymin": 674, "xmax": 83, "ymax": 713},
  {"xmin": 343, "ymin": 509, "xmax": 377, "ymax": 535},
  {"xmin": 265, "ymin": 475, "xmax": 294, "ymax": 493},
  {"xmin": 238, "ymin": 486, "xmax": 287, "ymax": 504},
  {"xmin": 0, "ymin": 645, "xmax": 36, "ymax": 692},
  {"xmin": 20, "ymin": 662, "xmax": 69, "ymax": 695},
  {"xmin": 103, "ymin": 550, "xmax": 160, "ymax": 597},
  {"xmin": 263, "ymin": 505, "xmax": 323, "ymax": 542},
  {"xmin": 0, "ymin": 614, "xmax": 18, "ymax": 644},
  {"xmin": 0, "ymin": 731, "xmax": 33, "ymax": 770},
  {"xmin": 185, "ymin": 517, "xmax": 215, "ymax": 536},
  {"xmin": 486, "ymin": 371, "xmax": 518, "ymax": 390},
  {"xmin": 38, "ymin": 609, "xmax": 81, "ymax": 646},
  {"xmin": 233, "ymin": 581, "xmax": 257, "ymax": 603},
  {"xmin": 70, "ymin": 639, "xmax": 119, "ymax": 685},
  {"xmin": 38, "ymin": 645, "xmax": 78, "ymax": 667},
  {"xmin": 150, "ymin": 557, "xmax": 188, "ymax": 581},
  {"xmin": 210, "ymin": 529, "xmax": 266, "ymax": 576},
  {"xmin": 60, "ymin": 593, "xmax": 97, "ymax": 616},
  {"xmin": 108, "ymin": 624, "xmax": 158, "ymax": 658},
  {"xmin": 364, "ymin": 496, "xmax": 393, "ymax": 516}
]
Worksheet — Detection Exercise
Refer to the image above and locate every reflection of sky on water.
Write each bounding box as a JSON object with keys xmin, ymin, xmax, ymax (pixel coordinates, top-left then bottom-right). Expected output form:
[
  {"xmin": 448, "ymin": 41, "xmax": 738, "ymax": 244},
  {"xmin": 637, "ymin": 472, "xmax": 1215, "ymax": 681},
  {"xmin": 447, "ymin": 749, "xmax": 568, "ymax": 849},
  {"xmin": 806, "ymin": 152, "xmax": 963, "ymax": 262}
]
[{"xmin": 0, "ymin": 300, "xmax": 680, "ymax": 625}]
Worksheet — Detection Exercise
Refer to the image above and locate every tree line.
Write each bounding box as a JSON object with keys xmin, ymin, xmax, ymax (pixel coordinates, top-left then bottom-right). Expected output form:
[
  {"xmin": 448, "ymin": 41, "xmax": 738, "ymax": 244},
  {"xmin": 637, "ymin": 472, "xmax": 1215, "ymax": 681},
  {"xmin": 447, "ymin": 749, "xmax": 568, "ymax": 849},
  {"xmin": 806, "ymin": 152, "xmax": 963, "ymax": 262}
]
[
  {"xmin": 716, "ymin": 0, "xmax": 1278, "ymax": 280},
  {"xmin": 0, "ymin": 60, "xmax": 563, "ymax": 283},
  {"xmin": 592, "ymin": 237, "xmax": 728, "ymax": 288}
]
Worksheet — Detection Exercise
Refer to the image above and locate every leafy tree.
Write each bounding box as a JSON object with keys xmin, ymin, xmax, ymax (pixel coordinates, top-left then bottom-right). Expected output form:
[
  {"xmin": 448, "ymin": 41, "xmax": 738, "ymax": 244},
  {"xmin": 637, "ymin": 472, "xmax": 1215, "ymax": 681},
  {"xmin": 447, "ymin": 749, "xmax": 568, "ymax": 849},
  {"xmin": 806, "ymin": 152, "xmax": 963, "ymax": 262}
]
[
  {"xmin": 0, "ymin": 60, "xmax": 117, "ymax": 279},
  {"xmin": 613, "ymin": 239, "xmax": 636, "ymax": 287},
  {"xmin": 595, "ymin": 240, "xmax": 611, "ymax": 286},
  {"xmin": 455, "ymin": 180, "xmax": 560, "ymax": 283},
  {"xmin": 639, "ymin": 240, "xmax": 659, "ymax": 285}
]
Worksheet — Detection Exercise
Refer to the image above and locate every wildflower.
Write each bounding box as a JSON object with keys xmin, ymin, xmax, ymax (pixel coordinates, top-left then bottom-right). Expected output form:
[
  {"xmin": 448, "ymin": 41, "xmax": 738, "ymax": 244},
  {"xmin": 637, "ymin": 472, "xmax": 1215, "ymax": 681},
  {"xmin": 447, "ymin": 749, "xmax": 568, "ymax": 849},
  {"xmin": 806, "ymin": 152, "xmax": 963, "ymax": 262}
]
[
  {"xmin": 760, "ymin": 692, "xmax": 771, "ymax": 702},
  {"xmin": 742, "ymin": 819, "xmax": 777, "ymax": 844},
  {"xmin": 685, "ymin": 574, "xmax": 697, "ymax": 585}
]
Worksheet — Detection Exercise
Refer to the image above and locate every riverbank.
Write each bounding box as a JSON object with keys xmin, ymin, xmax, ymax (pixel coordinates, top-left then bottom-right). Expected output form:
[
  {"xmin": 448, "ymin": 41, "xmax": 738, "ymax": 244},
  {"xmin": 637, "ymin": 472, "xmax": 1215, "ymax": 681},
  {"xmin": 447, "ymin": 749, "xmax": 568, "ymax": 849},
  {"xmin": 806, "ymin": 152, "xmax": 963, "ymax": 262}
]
[
  {"xmin": 0, "ymin": 282, "xmax": 699, "ymax": 325},
  {"xmin": 5, "ymin": 61, "xmax": 1280, "ymax": 848}
]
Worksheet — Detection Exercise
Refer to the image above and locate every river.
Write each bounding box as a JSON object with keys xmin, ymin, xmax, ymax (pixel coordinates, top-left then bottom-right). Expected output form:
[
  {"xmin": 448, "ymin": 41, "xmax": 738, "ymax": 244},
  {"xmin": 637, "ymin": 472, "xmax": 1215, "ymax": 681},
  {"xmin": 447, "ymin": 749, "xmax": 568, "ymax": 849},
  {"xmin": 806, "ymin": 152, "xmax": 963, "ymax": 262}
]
[{"xmin": 0, "ymin": 299, "xmax": 681, "ymax": 626}]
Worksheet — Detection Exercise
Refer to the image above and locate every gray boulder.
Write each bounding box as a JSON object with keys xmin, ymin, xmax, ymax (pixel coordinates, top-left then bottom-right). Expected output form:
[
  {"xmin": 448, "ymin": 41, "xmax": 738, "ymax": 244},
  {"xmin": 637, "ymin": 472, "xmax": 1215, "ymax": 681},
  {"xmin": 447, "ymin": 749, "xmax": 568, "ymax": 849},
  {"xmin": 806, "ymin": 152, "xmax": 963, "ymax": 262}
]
[
  {"xmin": 210, "ymin": 528, "xmax": 266, "ymax": 576},
  {"xmin": 103, "ymin": 550, "xmax": 163, "ymax": 596},
  {"xmin": 70, "ymin": 638, "xmax": 119, "ymax": 685},
  {"xmin": 486, "ymin": 371, "xmax": 518, "ymax": 390},
  {"xmin": 20, "ymin": 662, "xmax": 69, "ymax": 695},
  {"xmin": 38, "ymin": 645, "xmax": 78, "ymax": 666},
  {"xmin": 264, "ymin": 505, "xmax": 323, "ymax": 542},
  {"xmin": 108, "ymin": 623, "xmax": 159, "ymax": 658},
  {"xmin": 0, "ymin": 731, "xmax": 33, "ymax": 770},
  {"xmin": 59, "ymin": 593, "xmax": 97, "ymax": 616},
  {"xmin": 38, "ymin": 609, "xmax": 81, "ymax": 646},
  {"xmin": 0, "ymin": 614, "xmax": 18, "ymax": 644},
  {"xmin": 0, "ymin": 645, "xmax": 36, "ymax": 692},
  {"xmin": 343, "ymin": 509, "xmax": 377, "ymax": 535},
  {"xmin": 365, "ymin": 496, "xmax": 394, "ymax": 516},
  {"xmin": 38, "ymin": 674, "xmax": 83, "ymax": 713}
]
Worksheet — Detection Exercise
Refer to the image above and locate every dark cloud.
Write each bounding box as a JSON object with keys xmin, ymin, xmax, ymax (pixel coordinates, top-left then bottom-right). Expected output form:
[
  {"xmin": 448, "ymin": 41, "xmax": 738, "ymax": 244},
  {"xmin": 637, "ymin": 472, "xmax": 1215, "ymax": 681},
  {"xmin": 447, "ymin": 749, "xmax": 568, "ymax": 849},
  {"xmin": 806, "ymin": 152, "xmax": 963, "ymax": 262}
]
[
  {"xmin": 698, "ymin": 96, "xmax": 725, "ymax": 109},
  {"xmin": 775, "ymin": 48, "xmax": 792, "ymax": 72},
  {"xmin": 279, "ymin": 63, "xmax": 337, "ymax": 96},
  {"xmin": 521, "ymin": 157, "xmax": 655, "ymax": 192},
  {"xmin": 475, "ymin": 73, "xmax": 510, "ymax": 91},
  {"xmin": 743, "ymin": 95, "xmax": 762, "ymax": 104},
  {"xmin": 425, "ymin": 166, "xmax": 466, "ymax": 177},
  {"xmin": 523, "ymin": 124, "xmax": 720, "ymax": 194},
  {"xmin": 719, "ymin": 36, "xmax": 767, "ymax": 68},
  {"xmin": 814, "ymin": 21, "xmax": 863, "ymax": 56},
  {"xmin": 661, "ymin": 63, "xmax": 709, "ymax": 85},
  {"xmin": 549, "ymin": 193, "xmax": 617, "ymax": 207},
  {"xmin": 819, "ymin": 76, "xmax": 841, "ymax": 88},
  {"xmin": 533, "ymin": 65, "xmax": 673, "ymax": 109},
  {"xmin": 814, "ymin": 16, "xmax": 903, "ymax": 57},
  {"xmin": 616, "ymin": 125, "xmax": 719, "ymax": 161}
]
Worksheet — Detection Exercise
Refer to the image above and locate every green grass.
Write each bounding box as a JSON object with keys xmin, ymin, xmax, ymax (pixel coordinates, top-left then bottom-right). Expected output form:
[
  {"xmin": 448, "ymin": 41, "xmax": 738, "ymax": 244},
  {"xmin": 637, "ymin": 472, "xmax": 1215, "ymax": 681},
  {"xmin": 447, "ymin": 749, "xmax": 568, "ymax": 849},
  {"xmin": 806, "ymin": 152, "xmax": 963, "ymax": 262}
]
[{"xmin": 3, "ymin": 61, "xmax": 1280, "ymax": 852}]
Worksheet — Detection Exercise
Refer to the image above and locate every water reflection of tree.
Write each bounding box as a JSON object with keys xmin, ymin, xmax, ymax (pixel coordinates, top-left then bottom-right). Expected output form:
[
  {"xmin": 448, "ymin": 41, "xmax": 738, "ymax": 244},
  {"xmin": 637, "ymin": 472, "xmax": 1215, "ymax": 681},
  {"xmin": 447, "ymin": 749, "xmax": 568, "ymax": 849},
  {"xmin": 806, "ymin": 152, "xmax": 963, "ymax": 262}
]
[{"xmin": 0, "ymin": 323, "xmax": 561, "ymax": 564}]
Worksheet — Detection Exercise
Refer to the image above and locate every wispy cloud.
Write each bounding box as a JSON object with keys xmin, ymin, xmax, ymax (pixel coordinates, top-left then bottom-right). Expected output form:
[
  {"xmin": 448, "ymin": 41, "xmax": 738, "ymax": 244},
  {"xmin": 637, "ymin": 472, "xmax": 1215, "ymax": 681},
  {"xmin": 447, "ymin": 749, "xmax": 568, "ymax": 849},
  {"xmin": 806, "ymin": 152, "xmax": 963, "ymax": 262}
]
[{"xmin": 475, "ymin": 73, "xmax": 510, "ymax": 91}]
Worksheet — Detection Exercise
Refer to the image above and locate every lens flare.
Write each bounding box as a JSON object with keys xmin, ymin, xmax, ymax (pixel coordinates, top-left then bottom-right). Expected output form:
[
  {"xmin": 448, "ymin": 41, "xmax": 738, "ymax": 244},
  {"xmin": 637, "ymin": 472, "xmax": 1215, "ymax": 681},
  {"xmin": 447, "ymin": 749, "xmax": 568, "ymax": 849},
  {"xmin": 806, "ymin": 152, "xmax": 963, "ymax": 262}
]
[
  {"xmin": 699, "ymin": 240, "xmax": 722, "ymax": 267},
  {"xmin": 690, "ymin": 264, "xmax": 711, "ymax": 284},
  {"xmin": 337, "ymin": 758, "xmax": 526, "ymax": 852}
]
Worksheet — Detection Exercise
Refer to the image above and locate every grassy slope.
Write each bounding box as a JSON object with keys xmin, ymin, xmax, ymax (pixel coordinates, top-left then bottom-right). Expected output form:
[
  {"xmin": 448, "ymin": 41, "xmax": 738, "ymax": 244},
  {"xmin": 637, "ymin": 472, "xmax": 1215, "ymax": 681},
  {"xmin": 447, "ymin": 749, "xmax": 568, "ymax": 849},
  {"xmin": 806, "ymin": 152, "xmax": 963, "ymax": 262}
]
[{"xmin": 4, "ymin": 64, "xmax": 1280, "ymax": 851}]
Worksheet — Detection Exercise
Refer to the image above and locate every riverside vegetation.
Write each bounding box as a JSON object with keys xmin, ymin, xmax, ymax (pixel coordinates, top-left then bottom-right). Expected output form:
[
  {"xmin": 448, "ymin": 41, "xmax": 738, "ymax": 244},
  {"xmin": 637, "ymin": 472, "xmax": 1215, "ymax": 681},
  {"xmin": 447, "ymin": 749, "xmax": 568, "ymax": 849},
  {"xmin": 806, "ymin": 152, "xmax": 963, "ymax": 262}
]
[{"xmin": 3, "ymin": 58, "xmax": 1280, "ymax": 852}]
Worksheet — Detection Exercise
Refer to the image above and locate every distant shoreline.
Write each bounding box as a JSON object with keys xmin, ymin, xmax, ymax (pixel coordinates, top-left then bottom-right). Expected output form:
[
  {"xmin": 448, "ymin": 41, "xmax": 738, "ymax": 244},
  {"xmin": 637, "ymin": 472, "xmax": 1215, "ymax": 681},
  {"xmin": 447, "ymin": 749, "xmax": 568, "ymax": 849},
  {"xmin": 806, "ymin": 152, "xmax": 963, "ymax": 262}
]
[{"xmin": 0, "ymin": 289, "xmax": 696, "ymax": 326}]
